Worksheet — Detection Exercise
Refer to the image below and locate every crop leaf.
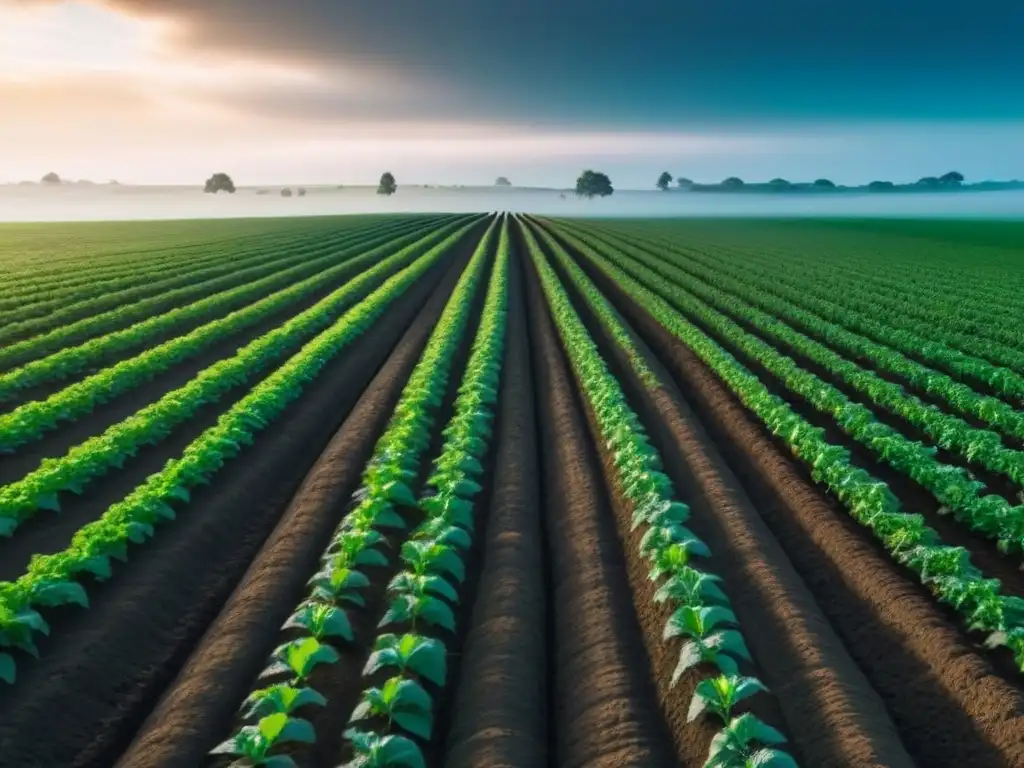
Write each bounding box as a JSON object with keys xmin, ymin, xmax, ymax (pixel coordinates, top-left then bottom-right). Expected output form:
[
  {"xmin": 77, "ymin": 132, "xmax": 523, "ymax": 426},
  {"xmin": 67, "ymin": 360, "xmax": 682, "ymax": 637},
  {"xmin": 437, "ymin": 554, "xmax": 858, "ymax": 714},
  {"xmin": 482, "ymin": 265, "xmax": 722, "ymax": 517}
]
[
  {"xmin": 261, "ymin": 637, "xmax": 339, "ymax": 682},
  {"xmin": 351, "ymin": 676, "xmax": 433, "ymax": 740},
  {"xmin": 284, "ymin": 602, "xmax": 354, "ymax": 642},
  {"xmin": 29, "ymin": 580, "xmax": 89, "ymax": 608},
  {"xmin": 243, "ymin": 684, "xmax": 327, "ymax": 718},
  {"xmin": 343, "ymin": 727, "xmax": 426, "ymax": 768},
  {"xmin": 380, "ymin": 593, "xmax": 455, "ymax": 633},
  {"xmin": 688, "ymin": 675, "xmax": 769, "ymax": 724},
  {"xmin": 363, "ymin": 633, "xmax": 447, "ymax": 686}
]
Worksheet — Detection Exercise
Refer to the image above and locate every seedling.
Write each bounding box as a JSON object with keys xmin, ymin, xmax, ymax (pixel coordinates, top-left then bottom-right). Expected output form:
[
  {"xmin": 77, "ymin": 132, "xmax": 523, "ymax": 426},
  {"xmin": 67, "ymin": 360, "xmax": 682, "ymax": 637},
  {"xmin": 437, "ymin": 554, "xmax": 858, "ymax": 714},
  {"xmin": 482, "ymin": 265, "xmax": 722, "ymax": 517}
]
[
  {"xmin": 363, "ymin": 633, "xmax": 447, "ymax": 686},
  {"xmin": 350, "ymin": 676, "xmax": 434, "ymax": 739},
  {"xmin": 242, "ymin": 684, "xmax": 327, "ymax": 718},
  {"xmin": 342, "ymin": 728, "xmax": 425, "ymax": 768},
  {"xmin": 705, "ymin": 713, "xmax": 796, "ymax": 768},
  {"xmin": 260, "ymin": 637, "xmax": 339, "ymax": 683},
  {"xmin": 688, "ymin": 675, "xmax": 769, "ymax": 724},
  {"xmin": 284, "ymin": 601, "xmax": 355, "ymax": 642},
  {"xmin": 210, "ymin": 712, "xmax": 314, "ymax": 766}
]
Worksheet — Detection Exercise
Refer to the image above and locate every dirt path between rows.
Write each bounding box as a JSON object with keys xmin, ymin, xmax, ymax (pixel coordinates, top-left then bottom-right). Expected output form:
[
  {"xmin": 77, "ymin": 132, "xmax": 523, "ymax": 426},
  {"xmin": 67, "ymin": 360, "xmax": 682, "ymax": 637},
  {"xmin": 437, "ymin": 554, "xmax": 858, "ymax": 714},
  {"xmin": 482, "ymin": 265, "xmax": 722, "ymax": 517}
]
[
  {"xmin": 114, "ymin": 223, "xmax": 485, "ymax": 768},
  {"xmin": 523, "ymin": 230, "xmax": 678, "ymax": 768},
  {"xmin": 572, "ymin": 244, "xmax": 1024, "ymax": 768},
  {"xmin": 0, "ymin": 222, "xmax": 485, "ymax": 768}
]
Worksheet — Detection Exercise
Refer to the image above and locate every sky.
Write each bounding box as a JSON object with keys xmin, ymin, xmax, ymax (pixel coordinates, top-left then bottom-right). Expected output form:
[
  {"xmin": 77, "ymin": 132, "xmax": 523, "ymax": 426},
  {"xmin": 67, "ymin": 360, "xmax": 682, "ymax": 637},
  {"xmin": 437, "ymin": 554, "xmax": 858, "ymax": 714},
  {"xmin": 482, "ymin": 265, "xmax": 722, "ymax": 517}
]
[{"xmin": 1, "ymin": 0, "xmax": 1023, "ymax": 188}]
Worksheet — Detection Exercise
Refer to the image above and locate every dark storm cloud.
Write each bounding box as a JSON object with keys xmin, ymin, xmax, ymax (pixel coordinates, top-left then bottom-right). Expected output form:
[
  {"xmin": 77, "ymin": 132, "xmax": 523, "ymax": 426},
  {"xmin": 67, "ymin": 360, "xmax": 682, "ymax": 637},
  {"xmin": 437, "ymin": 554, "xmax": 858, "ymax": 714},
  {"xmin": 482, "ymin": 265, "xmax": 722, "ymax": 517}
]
[{"xmin": 26, "ymin": 0, "xmax": 1024, "ymax": 125}]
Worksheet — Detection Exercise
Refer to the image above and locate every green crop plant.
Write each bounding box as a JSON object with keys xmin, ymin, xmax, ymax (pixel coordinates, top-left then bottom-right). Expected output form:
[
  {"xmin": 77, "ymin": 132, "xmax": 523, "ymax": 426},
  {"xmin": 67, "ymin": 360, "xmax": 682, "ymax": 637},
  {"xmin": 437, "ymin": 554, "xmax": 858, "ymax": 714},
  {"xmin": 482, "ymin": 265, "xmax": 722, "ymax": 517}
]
[
  {"xmin": 0, "ymin": 216, "xmax": 453, "ymax": 405},
  {"xmin": 552, "ymin": 221, "xmax": 1024, "ymax": 672},
  {"xmin": 208, "ymin": 218, "xmax": 499, "ymax": 758},
  {"xmin": 342, "ymin": 217, "xmax": 510, "ymax": 765},
  {"xmin": 519, "ymin": 219, "xmax": 797, "ymax": 768},
  {"xmin": 0, "ymin": 220, "xmax": 484, "ymax": 683}
]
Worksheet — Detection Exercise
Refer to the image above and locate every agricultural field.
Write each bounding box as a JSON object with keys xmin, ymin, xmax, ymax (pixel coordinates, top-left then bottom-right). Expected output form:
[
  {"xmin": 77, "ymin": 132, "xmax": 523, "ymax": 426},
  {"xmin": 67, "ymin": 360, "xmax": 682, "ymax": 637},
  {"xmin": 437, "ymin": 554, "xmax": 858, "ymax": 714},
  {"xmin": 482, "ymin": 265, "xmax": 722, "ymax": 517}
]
[{"xmin": 1, "ymin": 212, "xmax": 1024, "ymax": 768}]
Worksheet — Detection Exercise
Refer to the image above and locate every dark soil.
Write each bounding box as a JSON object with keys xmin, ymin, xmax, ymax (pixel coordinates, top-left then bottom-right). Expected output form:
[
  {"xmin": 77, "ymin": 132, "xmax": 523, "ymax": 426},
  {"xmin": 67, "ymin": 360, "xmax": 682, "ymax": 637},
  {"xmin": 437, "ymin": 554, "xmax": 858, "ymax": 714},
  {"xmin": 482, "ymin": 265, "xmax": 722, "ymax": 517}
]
[
  {"xmin": 442, "ymin": 237, "xmax": 549, "ymax": 768},
  {"xmin": 533, "ymin": 218, "xmax": 915, "ymax": 768},
  {"xmin": 522, "ymin": 225, "xmax": 678, "ymax": 768},
  {"xmin": 112, "ymin": 224, "xmax": 478, "ymax": 768},
  {"xmin": 0, "ymin": 221, "xmax": 484, "ymax": 768},
  {"xmin": 571, "ymin": 241, "xmax": 1024, "ymax": 768}
]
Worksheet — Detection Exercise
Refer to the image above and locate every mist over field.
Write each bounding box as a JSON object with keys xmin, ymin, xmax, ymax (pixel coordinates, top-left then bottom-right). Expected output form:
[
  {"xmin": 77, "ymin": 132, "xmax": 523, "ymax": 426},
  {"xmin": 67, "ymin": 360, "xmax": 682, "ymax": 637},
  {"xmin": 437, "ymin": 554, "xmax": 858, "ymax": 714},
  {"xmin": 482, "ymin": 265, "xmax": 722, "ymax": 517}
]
[{"xmin": 3, "ymin": 183, "xmax": 1024, "ymax": 223}]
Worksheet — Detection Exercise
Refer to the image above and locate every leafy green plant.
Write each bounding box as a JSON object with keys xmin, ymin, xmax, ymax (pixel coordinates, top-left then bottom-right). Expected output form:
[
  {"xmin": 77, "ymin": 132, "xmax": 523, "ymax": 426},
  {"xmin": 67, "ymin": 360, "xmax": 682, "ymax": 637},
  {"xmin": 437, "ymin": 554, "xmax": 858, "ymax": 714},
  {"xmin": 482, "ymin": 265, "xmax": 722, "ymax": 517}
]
[
  {"xmin": 260, "ymin": 637, "xmax": 339, "ymax": 683},
  {"xmin": 210, "ymin": 712, "xmax": 315, "ymax": 766},
  {"xmin": 350, "ymin": 676, "xmax": 434, "ymax": 739},
  {"xmin": 242, "ymin": 684, "xmax": 327, "ymax": 718},
  {"xmin": 706, "ymin": 713, "xmax": 797, "ymax": 768},
  {"xmin": 342, "ymin": 728, "xmax": 425, "ymax": 768},
  {"xmin": 688, "ymin": 675, "xmax": 769, "ymax": 723},
  {"xmin": 0, "ymin": 220, "xmax": 483, "ymax": 681},
  {"xmin": 363, "ymin": 633, "xmax": 447, "ymax": 686},
  {"xmin": 283, "ymin": 602, "xmax": 355, "ymax": 642},
  {"xmin": 521, "ymin": 218, "xmax": 798, "ymax": 767},
  {"xmin": 553, "ymin": 218, "xmax": 1024, "ymax": 671}
]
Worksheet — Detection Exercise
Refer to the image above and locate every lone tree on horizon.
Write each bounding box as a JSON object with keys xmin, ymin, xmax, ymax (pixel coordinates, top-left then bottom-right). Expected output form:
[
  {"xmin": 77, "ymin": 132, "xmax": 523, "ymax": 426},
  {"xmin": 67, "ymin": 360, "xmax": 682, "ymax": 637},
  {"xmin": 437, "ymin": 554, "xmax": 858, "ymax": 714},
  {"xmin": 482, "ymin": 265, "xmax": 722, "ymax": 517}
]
[
  {"xmin": 721, "ymin": 176, "xmax": 745, "ymax": 189},
  {"xmin": 41, "ymin": 172, "xmax": 61, "ymax": 184},
  {"xmin": 377, "ymin": 172, "xmax": 397, "ymax": 196},
  {"xmin": 204, "ymin": 173, "xmax": 236, "ymax": 194},
  {"xmin": 495, "ymin": 176, "xmax": 512, "ymax": 186},
  {"xmin": 656, "ymin": 171, "xmax": 673, "ymax": 191},
  {"xmin": 575, "ymin": 170, "xmax": 613, "ymax": 199},
  {"xmin": 813, "ymin": 178, "xmax": 836, "ymax": 188},
  {"xmin": 940, "ymin": 171, "xmax": 964, "ymax": 185}
]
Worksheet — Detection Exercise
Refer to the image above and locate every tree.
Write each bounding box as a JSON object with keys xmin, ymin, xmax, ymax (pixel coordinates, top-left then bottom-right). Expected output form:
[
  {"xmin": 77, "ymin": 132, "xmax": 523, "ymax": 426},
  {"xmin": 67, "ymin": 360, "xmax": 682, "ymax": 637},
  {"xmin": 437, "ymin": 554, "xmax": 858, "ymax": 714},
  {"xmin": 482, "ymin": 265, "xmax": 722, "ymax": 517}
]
[
  {"xmin": 656, "ymin": 171, "xmax": 673, "ymax": 191},
  {"xmin": 812, "ymin": 178, "xmax": 836, "ymax": 188},
  {"xmin": 768, "ymin": 178, "xmax": 791, "ymax": 187},
  {"xmin": 280, "ymin": 187, "xmax": 293, "ymax": 197},
  {"xmin": 204, "ymin": 173, "xmax": 236, "ymax": 194},
  {"xmin": 495, "ymin": 176, "xmax": 512, "ymax": 186},
  {"xmin": 41, "ymin": 172, "xmax": 61, "ymax": 184},
  {"xmin": 297, "ymin": 187, "xmax": 307, "ymax": 197},
  {"xmin": 676, "ymin": 177, "xmax": 693, "ymax": 188},
  {"xmin": 721, "ymin": 177, "xmax": 745, "ymax": 189},
  {"xmin": 916, "ymin": 176, "xmax": 941, "ymax": 188},
  {"xmin": 575, "ymin": 170, "xmax": 614, "ymax": 199},
  {"xmin": 940, "ymin": 171, "xmax": 964, "ymax": 185},
  {"xmin": 867, "ymin": 180, "xmax": 895, "ymax": 191},
  {"xmin": 377, "ymin": 172, "xmax": 397, "ymax": 196}
]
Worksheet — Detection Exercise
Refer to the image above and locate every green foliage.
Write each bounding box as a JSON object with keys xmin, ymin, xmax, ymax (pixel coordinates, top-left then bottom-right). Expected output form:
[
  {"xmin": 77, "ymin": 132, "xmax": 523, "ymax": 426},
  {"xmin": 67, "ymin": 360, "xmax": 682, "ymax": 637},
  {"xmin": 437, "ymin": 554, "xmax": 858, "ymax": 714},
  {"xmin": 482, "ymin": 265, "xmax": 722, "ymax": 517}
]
[
  {"xmin": 518, "ymin": 218, "xmax": 796, "ymax": 768},
  {"xmin": 550, "ymin": 218, "xmax": 1024, "ymax": 671},
  {"xmin": 0, "ymin": 218, "xmax": 483, "ymax": 682},
  {"xmin": 575, "ymin": 169, "xmax": 614, "ymax": 199},
  {"xmin": 657, "ymin": 171, "xmax": 673, "ymax": 191},
  {"xmin": 378, "ymin": 172, "xmax": 398, "ymax": 196}
]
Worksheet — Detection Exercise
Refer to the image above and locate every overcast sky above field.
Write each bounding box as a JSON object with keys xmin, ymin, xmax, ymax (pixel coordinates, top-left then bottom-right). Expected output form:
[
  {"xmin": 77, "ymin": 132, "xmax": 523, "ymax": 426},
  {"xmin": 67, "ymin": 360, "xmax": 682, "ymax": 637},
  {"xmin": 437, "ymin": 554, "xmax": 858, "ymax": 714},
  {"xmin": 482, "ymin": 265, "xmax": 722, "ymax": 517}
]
[{"xmin": 1, "ymin": 0, "xmax": 1022, "ymax": 187}]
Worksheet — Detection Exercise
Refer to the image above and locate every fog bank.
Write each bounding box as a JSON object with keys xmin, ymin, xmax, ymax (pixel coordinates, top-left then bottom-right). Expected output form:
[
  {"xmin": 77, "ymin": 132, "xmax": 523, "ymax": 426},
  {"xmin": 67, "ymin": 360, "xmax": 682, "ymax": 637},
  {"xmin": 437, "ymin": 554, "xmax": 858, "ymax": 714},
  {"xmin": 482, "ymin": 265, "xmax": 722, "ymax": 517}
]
[{"xmin": 2, "ymin": 184, "xmax": 1023, "ymax": 223}]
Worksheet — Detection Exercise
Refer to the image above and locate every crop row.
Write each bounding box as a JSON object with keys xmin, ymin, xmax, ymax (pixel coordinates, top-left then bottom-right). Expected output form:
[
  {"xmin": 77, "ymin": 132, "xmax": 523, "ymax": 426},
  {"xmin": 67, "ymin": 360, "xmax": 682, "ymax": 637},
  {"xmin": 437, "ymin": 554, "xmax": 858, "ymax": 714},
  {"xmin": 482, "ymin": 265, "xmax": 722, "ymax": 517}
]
[
  {"xmin": 543, "ymin": 221, "xmax": 1024, "ymax": 673},
  {"xmin": 0, "ymin": 218, "xmax": 480, "ymax": 685},
  {"xmin": 0, "ymin": 216, "xmax": 365, "ymax": 296},
  {"xmin": 557, "ymin": 224, "xmax": 1024, "ymax": 551},
  {"xmin": 560, "ymin": 227, "xmax": 1024, "ymax": 553},
  {"xmin": 600, "ymin": 225, "xmax": 1024, "ymax": 398},
  {"xmin": 581, "ymin": 225, "xmax": 1024, "ymax": 445},
  {"xmin": 0, "ymin": 222, "xmax": 354, "ymax": 323},
  {"xmin": 211, "ymin": 217, "xmax": 501, "ymax": 766},
  {"xmin": 521, "ymin": 220, "xmax": 797, "ymax": 768},
  {"xmin": 600, "ymin": 222, "xmax": 1024, "ymax": 357},
  {"xmin": 0, "ymin": 218, "xmax": 458, "ymax": 442},
  {"xmin": 0, "ymin": 219, "xmax": 471, "ymax": 535},
  {"xmin": 0, "ymin": 223, "xmax": 391, "ymax": 344},
  {"xmin": 0, "ymin": 219, "xmax": 437, "ymax": 373},
  {"xmin": 0, "ymin": 216, "xmax": 454, "ymax": 402}
]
